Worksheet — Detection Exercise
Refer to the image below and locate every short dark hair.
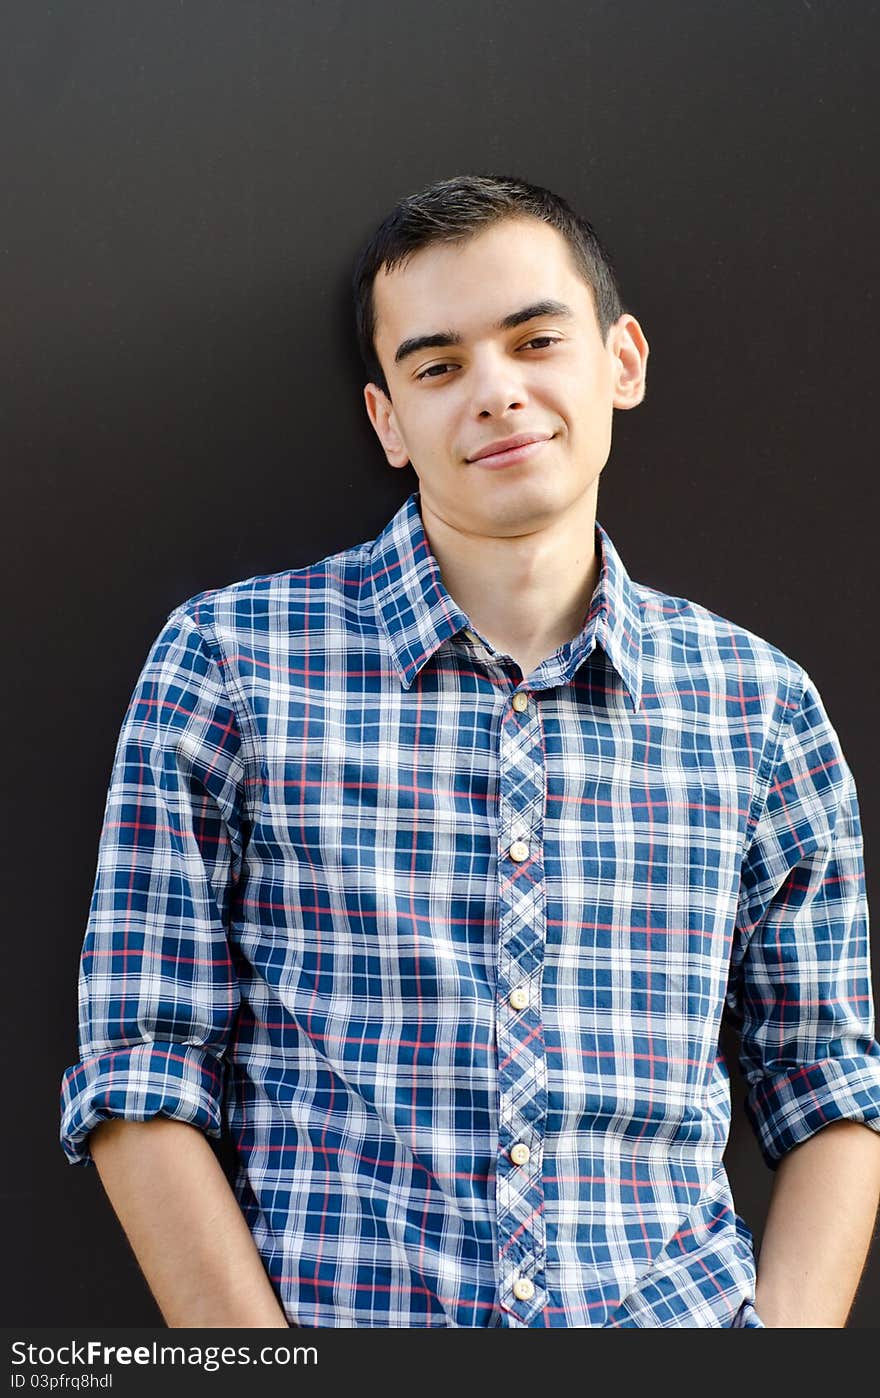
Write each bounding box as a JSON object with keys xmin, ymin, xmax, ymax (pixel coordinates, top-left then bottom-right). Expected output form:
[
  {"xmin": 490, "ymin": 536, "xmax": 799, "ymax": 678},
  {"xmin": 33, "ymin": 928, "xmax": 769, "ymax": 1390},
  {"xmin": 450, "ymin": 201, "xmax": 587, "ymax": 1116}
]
[{"xmin": 352, "ymin": 172, "xmax": 626, "ymax": 398}]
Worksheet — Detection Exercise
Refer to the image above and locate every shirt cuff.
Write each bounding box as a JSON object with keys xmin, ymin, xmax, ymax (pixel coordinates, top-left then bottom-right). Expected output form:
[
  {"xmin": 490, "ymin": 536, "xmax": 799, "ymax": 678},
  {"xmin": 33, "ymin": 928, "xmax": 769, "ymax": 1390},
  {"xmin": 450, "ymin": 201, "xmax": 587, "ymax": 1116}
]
[
  {"xmin": 59, "ymin": 1040, "xmax": 227, "ymax": 1166},
  {"xmin": 744, "ymin": 1051, "xmax": 880, "ymax": 1169}
]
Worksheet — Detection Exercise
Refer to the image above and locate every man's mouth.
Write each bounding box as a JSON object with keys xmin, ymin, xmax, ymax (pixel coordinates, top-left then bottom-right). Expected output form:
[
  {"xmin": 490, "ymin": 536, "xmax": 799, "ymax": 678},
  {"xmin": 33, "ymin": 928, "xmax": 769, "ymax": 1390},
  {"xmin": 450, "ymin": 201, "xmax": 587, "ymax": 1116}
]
[{"xmin": 467, "ymin": 432, "xmax": 554, "ymax": 467}]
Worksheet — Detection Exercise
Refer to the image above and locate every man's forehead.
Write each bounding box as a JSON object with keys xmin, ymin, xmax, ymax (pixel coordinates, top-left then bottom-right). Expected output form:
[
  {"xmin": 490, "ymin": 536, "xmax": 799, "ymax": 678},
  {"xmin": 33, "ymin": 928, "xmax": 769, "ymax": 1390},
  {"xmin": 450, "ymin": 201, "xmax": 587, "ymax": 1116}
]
[{"xmin": 372, "ymin": 218, "xmax": 588, "ymax": 341}]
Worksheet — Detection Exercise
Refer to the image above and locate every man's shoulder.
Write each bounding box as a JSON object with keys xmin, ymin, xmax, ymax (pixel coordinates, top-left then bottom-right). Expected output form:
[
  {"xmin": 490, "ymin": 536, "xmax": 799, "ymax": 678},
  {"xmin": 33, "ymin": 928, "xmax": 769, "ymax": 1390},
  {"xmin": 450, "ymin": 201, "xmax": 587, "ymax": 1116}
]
[
  {"xmin": 633, "ymin": 577, "xmax": 805, "ymax": 694},
  {"xmin": 164, "ymin": 534, "xmax": 376, "ymax": 639}
]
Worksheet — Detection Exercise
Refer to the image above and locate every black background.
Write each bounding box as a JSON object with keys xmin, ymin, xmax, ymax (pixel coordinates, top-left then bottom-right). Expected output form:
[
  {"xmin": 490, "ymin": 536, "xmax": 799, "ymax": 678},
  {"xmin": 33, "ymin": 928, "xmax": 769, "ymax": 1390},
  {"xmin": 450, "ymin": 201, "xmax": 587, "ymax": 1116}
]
[{"xmin": 3, "ymin": 1, "xmax": 878, "ymax": 1326}]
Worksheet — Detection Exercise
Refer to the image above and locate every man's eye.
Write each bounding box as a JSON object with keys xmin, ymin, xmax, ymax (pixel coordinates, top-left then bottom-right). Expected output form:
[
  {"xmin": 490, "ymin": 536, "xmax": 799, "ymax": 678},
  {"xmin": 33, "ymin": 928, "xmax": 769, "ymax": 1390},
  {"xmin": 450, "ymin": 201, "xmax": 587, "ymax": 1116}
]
[
  {"xmin": 415, "ymin": 363, "xmax": 454, "ymax": 381},
  {"xmin": 415, "ymin": 338, "xmax": 559, "ymax": 381}
]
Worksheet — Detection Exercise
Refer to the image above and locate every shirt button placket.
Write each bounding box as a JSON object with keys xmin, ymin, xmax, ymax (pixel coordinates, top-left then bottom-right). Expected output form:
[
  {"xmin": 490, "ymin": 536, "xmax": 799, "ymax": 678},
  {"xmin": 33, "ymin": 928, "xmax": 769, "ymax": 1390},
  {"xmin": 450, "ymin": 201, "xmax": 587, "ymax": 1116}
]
[{"xmin": 495, "ymin": 685, "xmax": 548, "ymax": 1324}]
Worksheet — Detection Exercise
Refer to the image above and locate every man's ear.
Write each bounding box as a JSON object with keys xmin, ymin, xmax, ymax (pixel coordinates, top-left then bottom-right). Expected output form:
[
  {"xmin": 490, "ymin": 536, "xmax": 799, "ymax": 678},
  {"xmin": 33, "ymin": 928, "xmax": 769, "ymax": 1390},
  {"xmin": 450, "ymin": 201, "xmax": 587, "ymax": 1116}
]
[
  {"xmin": 610, "ymin": 314, "xmax": 649, "ymax": 410},
  {"xmin": 363, "ymin": 382, "xmax": 410, "ymax": 468}
]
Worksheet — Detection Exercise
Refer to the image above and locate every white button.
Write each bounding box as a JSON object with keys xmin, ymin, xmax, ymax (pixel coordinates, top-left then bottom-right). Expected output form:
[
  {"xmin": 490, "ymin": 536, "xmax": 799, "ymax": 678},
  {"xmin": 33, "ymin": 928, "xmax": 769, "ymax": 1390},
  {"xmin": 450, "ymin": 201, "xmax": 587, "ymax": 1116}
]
[
  {"xmin": 512, "ymin": 692, "xmax": 529, "ymax": 712},
  {"xmin": 508, "ymin": 840, "xmax": 529, "ymax": 862},
  {"xmin": 512, "ymin": 1277, "xmax": 535, "ymax": 1302},
  {"xmin": 464, "ymin": 628, "xmax": 477, "ymax": 642},
  {"xmin": 509, "ymin": 1142, "xmax": 531, "ymax": 1166},
  {"xmin": 509, "ymin": 986, "xmax": 529, "ymax": 1011}
]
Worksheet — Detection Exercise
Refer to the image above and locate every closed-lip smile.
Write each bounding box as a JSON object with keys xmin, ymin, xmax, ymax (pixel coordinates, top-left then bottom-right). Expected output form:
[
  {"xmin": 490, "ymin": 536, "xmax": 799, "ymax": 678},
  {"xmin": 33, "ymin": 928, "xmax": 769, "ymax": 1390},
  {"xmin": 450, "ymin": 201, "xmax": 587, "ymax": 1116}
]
[{"xmin": 467, "ymin": 432, "xmax": 553, "ymax": 463}]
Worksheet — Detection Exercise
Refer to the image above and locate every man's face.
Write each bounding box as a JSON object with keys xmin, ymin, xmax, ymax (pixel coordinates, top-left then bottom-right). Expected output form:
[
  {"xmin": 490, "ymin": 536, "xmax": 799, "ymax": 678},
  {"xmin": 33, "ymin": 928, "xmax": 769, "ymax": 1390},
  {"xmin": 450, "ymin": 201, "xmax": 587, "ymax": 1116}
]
[{"xmin": 364, "ymin": 216, "xmax": 647, "ymax": 537}]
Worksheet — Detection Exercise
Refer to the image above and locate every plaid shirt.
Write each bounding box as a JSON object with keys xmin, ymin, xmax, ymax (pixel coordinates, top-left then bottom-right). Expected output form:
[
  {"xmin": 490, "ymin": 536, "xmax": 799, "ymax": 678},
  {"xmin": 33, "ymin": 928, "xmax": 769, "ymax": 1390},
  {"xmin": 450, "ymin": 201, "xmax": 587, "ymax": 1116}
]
[{"xmin": 60, "ymin": 490, "xmax": 880, "ymax": 1328}]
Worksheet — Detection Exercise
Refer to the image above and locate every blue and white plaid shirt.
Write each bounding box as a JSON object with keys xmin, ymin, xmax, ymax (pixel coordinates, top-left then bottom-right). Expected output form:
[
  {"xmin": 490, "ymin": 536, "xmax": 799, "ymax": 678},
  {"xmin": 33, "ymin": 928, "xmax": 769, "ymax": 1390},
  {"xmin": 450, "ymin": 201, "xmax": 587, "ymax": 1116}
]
[{"xmin": 60, "ymin": 490, "xmax": 880, "ymax": 1328}]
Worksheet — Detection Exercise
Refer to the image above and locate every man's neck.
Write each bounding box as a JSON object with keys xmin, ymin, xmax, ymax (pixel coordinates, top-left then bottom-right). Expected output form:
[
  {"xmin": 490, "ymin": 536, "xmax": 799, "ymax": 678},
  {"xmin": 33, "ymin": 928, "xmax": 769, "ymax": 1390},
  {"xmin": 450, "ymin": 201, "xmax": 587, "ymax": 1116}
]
[{"xmin": 418, "ymin": 486, "xmax": 601, "ymax": 679}]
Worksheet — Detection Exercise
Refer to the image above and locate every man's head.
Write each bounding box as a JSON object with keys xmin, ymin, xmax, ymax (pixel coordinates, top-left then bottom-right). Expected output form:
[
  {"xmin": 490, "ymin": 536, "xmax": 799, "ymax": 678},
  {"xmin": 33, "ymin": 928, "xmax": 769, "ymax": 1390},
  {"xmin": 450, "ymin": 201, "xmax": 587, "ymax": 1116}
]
[
  {"xmin": 352, "ymin": 173, "xmax": 648, "ymax": 539},
  {"xmin": 353, "ymin": 174, "xmax": 627, "ymax": 400}
]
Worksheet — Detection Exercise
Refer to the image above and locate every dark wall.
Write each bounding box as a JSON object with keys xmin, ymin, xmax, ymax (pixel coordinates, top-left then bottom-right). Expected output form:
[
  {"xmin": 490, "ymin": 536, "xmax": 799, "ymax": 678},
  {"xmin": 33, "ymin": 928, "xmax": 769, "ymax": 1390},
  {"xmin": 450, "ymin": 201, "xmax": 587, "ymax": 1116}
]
[{"xmin": 4, "ymin": 1, "xmax": 878, "ymax": 1325}]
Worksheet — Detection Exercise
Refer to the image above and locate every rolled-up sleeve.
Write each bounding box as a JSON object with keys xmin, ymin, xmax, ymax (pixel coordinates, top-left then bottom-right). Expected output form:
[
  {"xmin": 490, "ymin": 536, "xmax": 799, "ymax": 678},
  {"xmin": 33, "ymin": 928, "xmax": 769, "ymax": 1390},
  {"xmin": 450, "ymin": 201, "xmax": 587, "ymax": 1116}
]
[
  {"xmin": 730, "ymin": 670, "xmax": 880, "ymax": 1170},
  {"xmin": 60, "ymin": 605, "xmax": 248, "ymax": 1165}
]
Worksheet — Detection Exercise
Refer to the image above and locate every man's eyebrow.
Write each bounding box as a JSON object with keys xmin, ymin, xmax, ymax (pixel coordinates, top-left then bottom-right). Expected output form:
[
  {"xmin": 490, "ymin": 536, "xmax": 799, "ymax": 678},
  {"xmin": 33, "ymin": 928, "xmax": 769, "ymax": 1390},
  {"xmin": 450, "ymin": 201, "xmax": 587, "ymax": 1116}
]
[{"xmin": 393, "ymin": 299, "xmax": 575, "ymax": 367}]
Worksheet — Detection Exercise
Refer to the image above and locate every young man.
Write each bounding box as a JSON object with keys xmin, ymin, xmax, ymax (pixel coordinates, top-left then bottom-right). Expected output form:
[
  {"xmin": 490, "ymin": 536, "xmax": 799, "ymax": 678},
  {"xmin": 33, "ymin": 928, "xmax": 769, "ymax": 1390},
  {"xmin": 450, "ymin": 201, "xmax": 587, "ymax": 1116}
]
[{"xmin": 60, "ymin": 174, "xmax": 880, "ymax": 1328}]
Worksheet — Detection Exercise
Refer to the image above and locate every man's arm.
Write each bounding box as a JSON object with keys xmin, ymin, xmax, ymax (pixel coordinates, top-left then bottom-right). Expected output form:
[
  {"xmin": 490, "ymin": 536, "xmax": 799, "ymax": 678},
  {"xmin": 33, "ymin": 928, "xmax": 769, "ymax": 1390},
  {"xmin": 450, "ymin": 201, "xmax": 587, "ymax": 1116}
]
[
  {"xmin": 729, "ymin": 672, "xmax": 880, "ymax": 1324},
  {"xmin": 90, "ymin": 1118, "xmax": 290, "ymax": 1328},
  {"xmin": 754, "ymin": 1120, "xmax": 880, "ymax": 1327},
  {"xmin": 60, "ymin": 612, "xmax": 288, "ymax": 1325}
]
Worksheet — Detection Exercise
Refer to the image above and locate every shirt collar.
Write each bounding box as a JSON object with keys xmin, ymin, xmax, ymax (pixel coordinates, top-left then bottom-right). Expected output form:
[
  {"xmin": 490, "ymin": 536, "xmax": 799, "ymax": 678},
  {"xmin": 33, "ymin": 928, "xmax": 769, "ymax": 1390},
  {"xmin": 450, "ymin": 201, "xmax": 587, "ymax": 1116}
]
[{"xmin": 368, "ymin": 490, "xmax": 642, "ymax": 712}]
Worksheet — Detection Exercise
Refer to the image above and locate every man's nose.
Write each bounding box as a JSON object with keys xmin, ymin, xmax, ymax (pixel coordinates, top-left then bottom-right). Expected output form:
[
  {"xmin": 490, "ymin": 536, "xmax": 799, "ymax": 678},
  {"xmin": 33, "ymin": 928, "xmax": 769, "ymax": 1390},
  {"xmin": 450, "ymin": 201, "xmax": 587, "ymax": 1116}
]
[{"xmin": 469, "ymin": 350, "xmax": 528, "ymax": 418}]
